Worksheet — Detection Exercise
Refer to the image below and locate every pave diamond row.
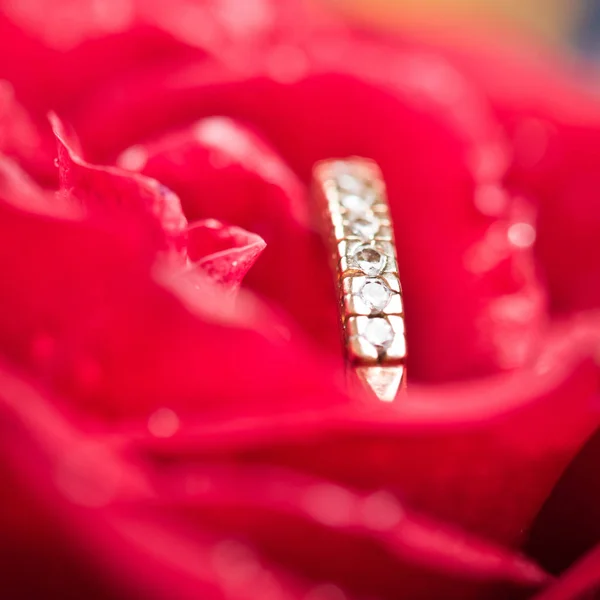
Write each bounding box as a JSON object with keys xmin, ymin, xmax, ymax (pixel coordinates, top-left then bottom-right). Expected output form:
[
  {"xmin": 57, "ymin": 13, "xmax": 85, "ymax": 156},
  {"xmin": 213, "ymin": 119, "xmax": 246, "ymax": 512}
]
[{"xmin": 312, "ymin": 158, "xmax": 406, "ymax": 367}]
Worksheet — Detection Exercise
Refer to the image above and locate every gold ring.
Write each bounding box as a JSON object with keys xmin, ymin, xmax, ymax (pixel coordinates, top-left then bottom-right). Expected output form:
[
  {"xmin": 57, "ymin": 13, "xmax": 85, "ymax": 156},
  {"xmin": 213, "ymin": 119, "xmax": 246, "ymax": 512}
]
[{"xmin": 312, "ymin": 157, "xmax": 407, "ymax": 402}]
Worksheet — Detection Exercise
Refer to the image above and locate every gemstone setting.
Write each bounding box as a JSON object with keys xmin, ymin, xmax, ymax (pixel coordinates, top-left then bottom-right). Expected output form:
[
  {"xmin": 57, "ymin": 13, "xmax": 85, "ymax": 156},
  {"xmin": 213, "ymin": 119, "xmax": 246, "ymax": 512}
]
[
  {"xmin": 349, "ymin": 214, "xmax": 380, "ymax": 240},
  {"xmin": 334, "ymin": 170, "xmax": 377, "ymax": 215},
  {"xmin": 363, "ymin": 317, "xmax": 394, "ymax": 349},
  {"xmin": 352, "ymin": 244, "xmax": 387, "ymax": 276},
  {"xmin": 359, "ymin": 278, "xmax": 392, "ymax": 311},
  {"xmin": 337, "ymin": 172, "xmax": 365, "ymax": 196},
  {"xmin": 342, "ymin": 274, "xmax": 403, "ymax": 316},
  {"xmin": 340, "ymin": 193, "xmax": 373, "ymax": 214}
]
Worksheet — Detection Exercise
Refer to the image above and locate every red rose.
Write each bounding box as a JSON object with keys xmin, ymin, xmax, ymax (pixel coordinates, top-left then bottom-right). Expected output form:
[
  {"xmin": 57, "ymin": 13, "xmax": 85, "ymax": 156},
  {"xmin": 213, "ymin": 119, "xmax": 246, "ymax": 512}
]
[{"xmin": 1, "ymin": 1, "xmax": 599, "ymax": 598}]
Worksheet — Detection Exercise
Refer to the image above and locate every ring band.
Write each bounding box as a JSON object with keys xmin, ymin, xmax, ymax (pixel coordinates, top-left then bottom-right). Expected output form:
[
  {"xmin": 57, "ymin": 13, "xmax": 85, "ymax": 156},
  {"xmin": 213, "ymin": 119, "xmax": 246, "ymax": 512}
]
[{"xmin": 312, "ymin": 157, "xmax": 407, "ymax": 401}]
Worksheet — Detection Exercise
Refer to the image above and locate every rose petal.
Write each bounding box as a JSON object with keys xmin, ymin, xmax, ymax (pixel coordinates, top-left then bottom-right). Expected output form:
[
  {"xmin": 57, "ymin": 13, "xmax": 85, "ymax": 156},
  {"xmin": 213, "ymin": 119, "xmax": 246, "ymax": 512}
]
[
  {"xmin": 0, "ymin": 367, "xmax": 327, "ymax": 600},
  {"xmin": 118, "ymin": 116, "xmax": 340, "ymax": 351},
  {"xmin": 50, "ymin": 113, "xmax": 188, "ymax": 252},
  {"xmin": 0, "ymin": 0, "xmax": 324, "ymax": 120},
  {"xmin": 412, "ymin": 33, "xmax": 600, "ymax": 314},
  {"xmin": 0, "ymin": 363, "xmax": 548, "ymax": 600},
  {"xmin": 0, "ymin": 181, "xmax": 346, "ymax": 417},
  {"xmin": 182, "ymin": 219, "xmax": 266, "ymax": 289},
  {"xmin": 152, "ymin": 465, "xmax": 549, "ymax": 596},
  {"xmin": 133, "ymin": 313, "xmax": 600, "ymax": 547},
  {"xmin": 2, "ymin": 8, "xmax": 600, "ymax": 598},
  {"xmin": 0, "ymin": 7, "xmax": 205, "ymax": 118}
]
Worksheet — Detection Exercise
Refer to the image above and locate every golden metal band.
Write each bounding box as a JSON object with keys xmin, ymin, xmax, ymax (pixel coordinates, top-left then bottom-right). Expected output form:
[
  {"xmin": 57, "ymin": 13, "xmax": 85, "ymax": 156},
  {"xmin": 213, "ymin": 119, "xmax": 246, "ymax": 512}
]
[{"xmin": 312, "ymin": 157, "xmax": 407, "ymax": 401}]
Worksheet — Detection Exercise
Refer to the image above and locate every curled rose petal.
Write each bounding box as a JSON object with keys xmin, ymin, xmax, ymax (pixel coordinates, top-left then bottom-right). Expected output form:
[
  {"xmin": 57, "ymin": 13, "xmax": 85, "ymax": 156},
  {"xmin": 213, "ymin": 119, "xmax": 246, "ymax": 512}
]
[
  {"xmin": 117, "ymin": 116, "xmax": 339, "ymax": 351},
  {"xmin": 181, "ymin": 219, "xmax": 266, "ymax": 289},
  {"xmin": 116, "ymin": 116, "xmax": 309, "ymax": 232},
  {"xmin": 50, "ymin": 112, "xmax": 188, "ymax": 251},
  {"xmin": 0, "ymin": 181, "xmax": 346, "ymax": 417}
]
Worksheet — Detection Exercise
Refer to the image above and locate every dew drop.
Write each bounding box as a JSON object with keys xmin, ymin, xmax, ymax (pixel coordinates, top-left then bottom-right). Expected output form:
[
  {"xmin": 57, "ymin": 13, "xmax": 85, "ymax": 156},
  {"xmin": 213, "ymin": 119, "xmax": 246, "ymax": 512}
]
[
  {"xmin": 361, "ymin": 491, "xmax": 404, "ymax": 530},
  {"xmin": 508, "ymin": 222, "xmax": 536, "ymax": 249},
  {"xmin": 148, "ymin": 408, "xmax": 180, "ymax": 438},
  {"xmin": 118, "ymin": 144, "xmax": 148, "ymax": 171},
  {"xmin": 303, "ymin": 484, "xmax": 354, "ymax": 527}
]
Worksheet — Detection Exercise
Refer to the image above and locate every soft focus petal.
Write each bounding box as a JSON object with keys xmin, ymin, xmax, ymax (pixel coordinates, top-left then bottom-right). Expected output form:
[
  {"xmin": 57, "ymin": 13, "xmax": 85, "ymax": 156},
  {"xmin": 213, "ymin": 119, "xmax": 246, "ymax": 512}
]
[
  {"xmin": 0, "ymin": 5, "xmax": 203, "ymax": 116},
  {"xmin": 0, "ymin": 367, "xmax": 324, "ymax": 600},
  {"xmin": 153, "ymin": 466, "xmax": 549, "ymax": 598},
  {"xmin": 133, "ymin": 313, "xmax": 600, "ymax": 547},
  {"xmin": 410, "ymin": 33, "xmax": 600, "ymax": 314},
  {"xmin": 0, "ymin": 363, "xmax": 549, "ymax": 600}
]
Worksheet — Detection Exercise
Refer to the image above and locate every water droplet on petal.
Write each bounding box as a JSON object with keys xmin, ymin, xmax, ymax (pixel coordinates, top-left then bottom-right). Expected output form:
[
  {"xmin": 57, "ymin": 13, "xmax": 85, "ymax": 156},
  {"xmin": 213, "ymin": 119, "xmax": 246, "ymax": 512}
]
[
  {"xmin": 266, "ymin": 45, "xmax": 308, "ymax": 84},
  {"xmin": 303, "ymin": 484, "xmax": 354, "ymax": 526},
  {"xmin": 148, "ymin": 408, "xmax": 180, "ymax": 438},
  {"xmin": 508, "ymin": 222, "xmax": 536, "ymax": 249},
  {"xmin": 55, "ymin": 443, "xmax": 119, "ymax": 507},
  {"xmin": 118, "ymin": 144, "xmax": 148, "ymax": 171},
  {"xmin": 474, "ymin": 184, "xmax": 509, "ymax": 216},
  {"xmin": 361, "ymin": 491, "xmax": 404, "ymax": 530}
]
